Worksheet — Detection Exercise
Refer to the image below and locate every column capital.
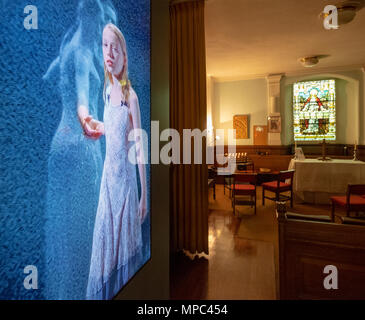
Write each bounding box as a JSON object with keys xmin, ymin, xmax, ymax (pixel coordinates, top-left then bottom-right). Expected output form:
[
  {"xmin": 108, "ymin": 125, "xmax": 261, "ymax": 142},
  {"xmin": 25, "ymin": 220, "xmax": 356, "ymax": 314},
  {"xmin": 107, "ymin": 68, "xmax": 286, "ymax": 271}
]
[
  {"xmin": 266, "ymin": 73, "xmax": 285, "ymax": 84},
  {"xmin": 267, "ymin": 74, "xmax": 284, "ymax": 101}
]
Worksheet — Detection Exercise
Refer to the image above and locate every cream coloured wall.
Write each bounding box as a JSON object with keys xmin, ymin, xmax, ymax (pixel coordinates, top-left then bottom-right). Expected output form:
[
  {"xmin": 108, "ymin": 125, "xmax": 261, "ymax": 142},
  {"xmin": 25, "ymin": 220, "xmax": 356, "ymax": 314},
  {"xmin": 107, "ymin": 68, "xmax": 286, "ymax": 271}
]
[
  {"xmin": 212, "ymin": 78, "xmax": 268, "ymax": 145},
  {"xmin": 206, "ymin": 76, "xmax": 214, "ymax": 146},
  {"xmin": 211, "ymin": 68, "xmax": 364, "ymax": 146}
]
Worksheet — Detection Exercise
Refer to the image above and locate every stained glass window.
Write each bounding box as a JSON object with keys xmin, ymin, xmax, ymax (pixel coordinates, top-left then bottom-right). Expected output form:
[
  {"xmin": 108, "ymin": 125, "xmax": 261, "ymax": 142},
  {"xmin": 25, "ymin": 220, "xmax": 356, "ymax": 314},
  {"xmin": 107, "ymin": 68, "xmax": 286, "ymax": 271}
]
[{"xmin": 293, "ymin": 79, "xmax": 336, "ymax": 141}]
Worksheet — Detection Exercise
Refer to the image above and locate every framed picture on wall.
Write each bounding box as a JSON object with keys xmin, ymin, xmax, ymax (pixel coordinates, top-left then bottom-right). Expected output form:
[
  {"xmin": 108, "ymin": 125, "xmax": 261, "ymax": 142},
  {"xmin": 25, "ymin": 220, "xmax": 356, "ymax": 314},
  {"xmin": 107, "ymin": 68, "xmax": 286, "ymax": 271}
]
[{"xmin": 268, "ymin": 115, "xmax": 281, "ymax": 133}]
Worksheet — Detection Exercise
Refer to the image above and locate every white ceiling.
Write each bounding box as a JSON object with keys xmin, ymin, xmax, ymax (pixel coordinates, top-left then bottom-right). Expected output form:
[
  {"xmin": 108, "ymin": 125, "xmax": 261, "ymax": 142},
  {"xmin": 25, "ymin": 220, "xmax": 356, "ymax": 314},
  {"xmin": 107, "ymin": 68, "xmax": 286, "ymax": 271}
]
[{"xmin": 205, "ymin": 0, "xmax": 365, "ymax": 80}]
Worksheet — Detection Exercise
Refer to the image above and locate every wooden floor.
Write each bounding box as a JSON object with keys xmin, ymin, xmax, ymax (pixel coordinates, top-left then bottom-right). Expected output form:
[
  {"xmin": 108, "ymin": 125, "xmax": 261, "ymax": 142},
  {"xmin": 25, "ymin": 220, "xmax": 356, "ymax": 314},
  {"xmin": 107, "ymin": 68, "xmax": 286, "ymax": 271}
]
[{"xmin": 170, "ymin": 184, "xmax": 335, "ymax": 300}]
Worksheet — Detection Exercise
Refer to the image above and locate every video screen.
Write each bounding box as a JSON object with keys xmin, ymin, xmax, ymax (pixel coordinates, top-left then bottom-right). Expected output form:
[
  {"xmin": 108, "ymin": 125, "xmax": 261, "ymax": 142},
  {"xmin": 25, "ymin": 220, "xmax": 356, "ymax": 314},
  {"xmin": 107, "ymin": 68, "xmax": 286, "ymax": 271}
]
[{"xmin": 0, "ymin": 0, "xmax": 151, "ymax": 299}]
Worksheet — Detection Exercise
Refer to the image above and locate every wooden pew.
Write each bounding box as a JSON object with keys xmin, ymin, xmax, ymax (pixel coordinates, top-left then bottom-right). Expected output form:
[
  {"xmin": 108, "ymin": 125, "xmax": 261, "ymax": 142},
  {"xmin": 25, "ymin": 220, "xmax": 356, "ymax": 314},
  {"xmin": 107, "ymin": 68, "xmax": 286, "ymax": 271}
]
[{"xmin": 277, "ymin": 207, "xmax": 365, "ymax": 300}]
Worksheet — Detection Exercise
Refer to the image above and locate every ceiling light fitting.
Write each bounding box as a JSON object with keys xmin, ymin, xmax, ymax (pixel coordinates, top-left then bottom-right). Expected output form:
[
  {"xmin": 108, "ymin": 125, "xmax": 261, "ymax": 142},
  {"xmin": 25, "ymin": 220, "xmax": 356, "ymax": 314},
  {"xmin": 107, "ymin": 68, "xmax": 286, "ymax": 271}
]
[{"xmin": 299, "ymin": 56, "xmax": 319, "ymax": 68}]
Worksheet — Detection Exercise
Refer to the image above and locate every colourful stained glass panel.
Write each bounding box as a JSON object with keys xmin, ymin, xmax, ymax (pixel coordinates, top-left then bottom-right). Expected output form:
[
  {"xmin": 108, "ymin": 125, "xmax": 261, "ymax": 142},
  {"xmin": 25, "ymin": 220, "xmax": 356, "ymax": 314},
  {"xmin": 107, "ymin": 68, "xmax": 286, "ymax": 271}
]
[{"xmin": 293, "ymin": 80, "xmax": 336, "ymax": 141}]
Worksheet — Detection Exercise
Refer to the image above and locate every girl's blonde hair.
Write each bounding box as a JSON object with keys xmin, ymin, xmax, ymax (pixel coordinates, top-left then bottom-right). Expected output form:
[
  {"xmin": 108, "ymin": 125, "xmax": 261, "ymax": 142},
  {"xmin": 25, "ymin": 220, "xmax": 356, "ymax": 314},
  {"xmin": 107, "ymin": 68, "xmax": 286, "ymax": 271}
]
[{"xmin": 103, "ymin": 23, "xmax": 131, "ymax": 104}]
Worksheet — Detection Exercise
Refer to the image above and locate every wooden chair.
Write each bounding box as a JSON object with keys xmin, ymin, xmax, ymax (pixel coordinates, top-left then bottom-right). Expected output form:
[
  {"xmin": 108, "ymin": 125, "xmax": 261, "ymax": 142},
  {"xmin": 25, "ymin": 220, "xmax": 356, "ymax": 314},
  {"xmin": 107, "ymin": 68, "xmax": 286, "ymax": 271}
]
[
  {"xmin": 232, "ymin": 173, "xmax": 257, "ymax": 216},
  {"xmin": 262, "ymin": 170, "xmax": 295, "ymax": 208},
  {"xmin": 226, "ymin": 162, "xmax": 254, "ymax": 198},
  {"xmin": 330, "ymin": 184, "xmax": 365, "ymax": 222}
]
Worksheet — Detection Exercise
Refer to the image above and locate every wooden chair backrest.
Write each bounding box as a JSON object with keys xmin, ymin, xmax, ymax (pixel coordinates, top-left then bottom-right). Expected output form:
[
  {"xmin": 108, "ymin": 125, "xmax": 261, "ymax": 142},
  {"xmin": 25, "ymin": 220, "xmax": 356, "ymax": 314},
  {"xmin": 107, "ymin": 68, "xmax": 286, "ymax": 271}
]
[
  {"xmin": 234, "ymin": 173, "xmax": 257, "ymax": 185},
  {"xmin": 347, "ymin": 184, "xmax": 365, "ymax": 196},
  {"xmin": 278, "ymin": 170, "xmax": 295, "ymax": 183}
]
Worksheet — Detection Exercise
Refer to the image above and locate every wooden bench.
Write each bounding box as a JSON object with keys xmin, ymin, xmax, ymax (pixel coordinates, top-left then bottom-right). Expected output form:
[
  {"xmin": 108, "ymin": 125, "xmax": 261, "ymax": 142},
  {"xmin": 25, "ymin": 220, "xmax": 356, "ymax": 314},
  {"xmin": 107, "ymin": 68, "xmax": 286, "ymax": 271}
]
[{"xmin": 277, "ymin": 208, "xmax": 365, "ymax": 299}]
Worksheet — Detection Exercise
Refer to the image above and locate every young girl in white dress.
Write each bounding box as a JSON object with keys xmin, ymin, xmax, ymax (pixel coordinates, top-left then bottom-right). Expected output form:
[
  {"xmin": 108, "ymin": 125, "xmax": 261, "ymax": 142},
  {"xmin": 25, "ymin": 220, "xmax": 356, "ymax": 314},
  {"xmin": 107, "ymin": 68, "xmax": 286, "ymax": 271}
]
[{"xmin": 85, "ymin": 23, "xmax": 147, "ymax": 300}]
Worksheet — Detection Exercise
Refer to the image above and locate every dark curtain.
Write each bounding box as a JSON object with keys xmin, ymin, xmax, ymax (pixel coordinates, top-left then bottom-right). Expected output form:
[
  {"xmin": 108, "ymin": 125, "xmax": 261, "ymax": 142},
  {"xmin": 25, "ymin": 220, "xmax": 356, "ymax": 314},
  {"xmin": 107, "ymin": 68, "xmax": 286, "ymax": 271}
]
[{"xmin": 169, "ymin": 0, "xmax": 209, "ymax": 254}]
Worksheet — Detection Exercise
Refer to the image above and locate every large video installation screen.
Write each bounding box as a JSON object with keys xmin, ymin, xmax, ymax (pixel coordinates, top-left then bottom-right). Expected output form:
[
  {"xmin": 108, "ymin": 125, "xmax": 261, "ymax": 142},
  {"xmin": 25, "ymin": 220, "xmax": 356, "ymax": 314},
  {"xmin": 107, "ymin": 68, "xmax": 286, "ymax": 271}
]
[
  {"xmin": 0, "ymin": 0, "xmax": 151, "ymax": 300},
  {"xmin": 293, "ymin": 79, "xmax": 336, "ymax": 141}
]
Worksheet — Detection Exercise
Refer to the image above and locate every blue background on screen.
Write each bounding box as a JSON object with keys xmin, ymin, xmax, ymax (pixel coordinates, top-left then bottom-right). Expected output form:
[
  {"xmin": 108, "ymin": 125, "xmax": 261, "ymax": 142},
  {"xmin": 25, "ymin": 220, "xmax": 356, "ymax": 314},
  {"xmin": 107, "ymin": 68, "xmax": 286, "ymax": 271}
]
[{"xmin": 0, "ymin": 0, "xmax": 150, "ymax": 299}]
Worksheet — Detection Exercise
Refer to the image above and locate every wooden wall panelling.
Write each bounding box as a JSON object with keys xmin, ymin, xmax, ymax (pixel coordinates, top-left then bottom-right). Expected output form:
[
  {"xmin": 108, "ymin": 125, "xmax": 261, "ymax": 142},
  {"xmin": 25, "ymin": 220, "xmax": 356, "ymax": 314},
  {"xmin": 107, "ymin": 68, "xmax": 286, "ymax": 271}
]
[{"xmin": 278, "ymin": 214, "xmax": 365, "ymax": 300}]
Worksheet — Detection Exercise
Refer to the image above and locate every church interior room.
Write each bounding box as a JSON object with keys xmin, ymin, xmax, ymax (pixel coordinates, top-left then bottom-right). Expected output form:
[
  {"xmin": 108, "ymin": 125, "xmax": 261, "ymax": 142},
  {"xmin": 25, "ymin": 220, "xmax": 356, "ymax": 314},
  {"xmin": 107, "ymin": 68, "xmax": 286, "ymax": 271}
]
[{"xmin": 170, "ymin": 0, "xmax": 365, "ymax": 300}]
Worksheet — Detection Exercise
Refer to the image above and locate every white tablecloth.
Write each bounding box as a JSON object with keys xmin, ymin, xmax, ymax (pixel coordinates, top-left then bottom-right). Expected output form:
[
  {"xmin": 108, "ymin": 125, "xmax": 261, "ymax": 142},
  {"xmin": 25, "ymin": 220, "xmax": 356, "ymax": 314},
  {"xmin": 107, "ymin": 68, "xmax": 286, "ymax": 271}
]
[{"xmin": 289, "ymin": 159, "xmax": 365, "ymax": 204}]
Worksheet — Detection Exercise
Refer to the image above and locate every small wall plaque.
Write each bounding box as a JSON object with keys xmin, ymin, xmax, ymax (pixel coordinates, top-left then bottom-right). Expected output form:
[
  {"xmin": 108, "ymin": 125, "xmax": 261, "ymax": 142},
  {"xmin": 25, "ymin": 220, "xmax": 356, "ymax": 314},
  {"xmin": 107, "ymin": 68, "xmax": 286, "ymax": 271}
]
[
  {"xmin": 233, "ymin": 114, "xmax": 249, "ymax": 139},
  {"xmin": 253, "ymin": 125, "xmax": 268, "ymax": 145}
]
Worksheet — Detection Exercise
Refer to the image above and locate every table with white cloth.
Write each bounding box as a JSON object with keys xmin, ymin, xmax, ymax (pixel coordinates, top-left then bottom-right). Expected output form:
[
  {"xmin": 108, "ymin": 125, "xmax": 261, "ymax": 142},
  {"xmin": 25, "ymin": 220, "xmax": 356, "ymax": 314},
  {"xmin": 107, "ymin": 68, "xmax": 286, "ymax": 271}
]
[{"xmin": 288, "ymin": 159, "xmax": 365, "ymax": 204}]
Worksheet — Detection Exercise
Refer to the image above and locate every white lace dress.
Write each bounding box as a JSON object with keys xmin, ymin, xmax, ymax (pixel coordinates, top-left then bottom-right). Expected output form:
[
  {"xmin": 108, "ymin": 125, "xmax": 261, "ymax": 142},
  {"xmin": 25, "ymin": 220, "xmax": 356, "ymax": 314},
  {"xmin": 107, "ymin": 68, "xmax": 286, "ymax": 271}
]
[{"xmin": 86, "ymin": 86, "xmax": 143, "ymax": 300}]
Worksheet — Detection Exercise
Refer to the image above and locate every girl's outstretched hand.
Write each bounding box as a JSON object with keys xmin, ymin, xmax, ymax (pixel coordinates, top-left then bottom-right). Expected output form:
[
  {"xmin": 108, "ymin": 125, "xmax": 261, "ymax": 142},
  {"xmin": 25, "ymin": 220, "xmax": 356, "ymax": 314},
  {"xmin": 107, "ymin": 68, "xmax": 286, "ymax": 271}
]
[{"xmin": 82, "ymin": 116, "xmax": 104, "ymax": 139}]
